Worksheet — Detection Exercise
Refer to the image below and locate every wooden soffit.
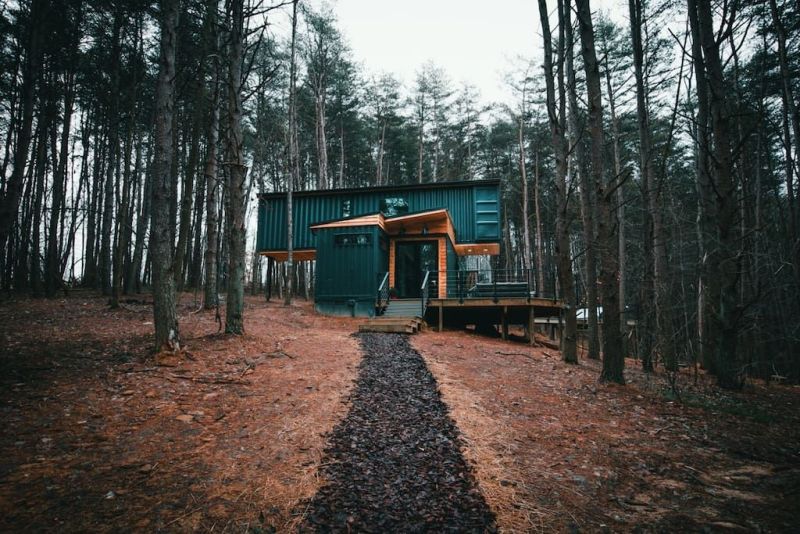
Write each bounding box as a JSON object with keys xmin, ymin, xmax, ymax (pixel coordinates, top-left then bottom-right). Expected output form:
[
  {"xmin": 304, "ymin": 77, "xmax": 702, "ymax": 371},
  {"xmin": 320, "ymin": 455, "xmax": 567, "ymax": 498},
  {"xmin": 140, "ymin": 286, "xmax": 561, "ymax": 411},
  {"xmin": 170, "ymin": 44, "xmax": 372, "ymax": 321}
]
[
  {"xmin": 453, "ymin": 242, "xmax": 500, "ymax": 256},
  {"xmin": 260, "ymin": 249, "xmax": 316, "ymax": 262}
]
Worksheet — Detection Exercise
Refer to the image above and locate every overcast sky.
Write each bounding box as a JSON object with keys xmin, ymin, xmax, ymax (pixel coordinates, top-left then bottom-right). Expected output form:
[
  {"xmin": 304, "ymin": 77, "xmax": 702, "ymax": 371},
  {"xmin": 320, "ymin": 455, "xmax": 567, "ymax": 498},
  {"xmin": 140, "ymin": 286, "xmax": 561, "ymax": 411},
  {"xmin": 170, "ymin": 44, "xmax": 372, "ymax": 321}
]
[{"xmin": 295, "ymin": 0, "xmax": 625, "ymax": 105}]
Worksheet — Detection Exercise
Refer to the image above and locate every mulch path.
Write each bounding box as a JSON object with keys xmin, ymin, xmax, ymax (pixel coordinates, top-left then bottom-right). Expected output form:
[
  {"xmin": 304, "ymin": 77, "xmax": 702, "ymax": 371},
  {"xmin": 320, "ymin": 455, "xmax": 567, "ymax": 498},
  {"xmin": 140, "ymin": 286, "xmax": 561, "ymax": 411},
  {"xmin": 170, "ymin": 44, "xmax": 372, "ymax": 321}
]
[{"xmin": 302, "ymin": 333, "xmax": 496, "ymax": 533}]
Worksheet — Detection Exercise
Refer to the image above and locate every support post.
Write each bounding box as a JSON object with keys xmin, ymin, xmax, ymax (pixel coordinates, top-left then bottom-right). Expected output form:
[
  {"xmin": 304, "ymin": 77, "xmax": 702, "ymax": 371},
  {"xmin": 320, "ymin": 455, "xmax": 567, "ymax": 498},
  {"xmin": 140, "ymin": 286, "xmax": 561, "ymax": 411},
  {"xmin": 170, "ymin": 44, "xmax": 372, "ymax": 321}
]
[
  {"xmin": 528, "ymin": 306, "xmax": 535, "ymax": 345},
  {"xmin": 501, "ymin": 306, "xmax": 509, "ymax": 340},
  {"xmin": 438, "ymin": 302, "xmax": 443, "ymax": 332}
]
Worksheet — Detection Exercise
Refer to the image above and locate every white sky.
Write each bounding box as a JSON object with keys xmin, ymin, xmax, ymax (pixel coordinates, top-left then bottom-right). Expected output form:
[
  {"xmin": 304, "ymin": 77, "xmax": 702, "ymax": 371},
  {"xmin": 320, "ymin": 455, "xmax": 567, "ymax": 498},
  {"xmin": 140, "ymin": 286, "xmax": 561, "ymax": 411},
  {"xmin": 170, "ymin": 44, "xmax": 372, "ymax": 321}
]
[{"xmin": 309, "ymin": 0, "xmax": 625, "ymax": 105}]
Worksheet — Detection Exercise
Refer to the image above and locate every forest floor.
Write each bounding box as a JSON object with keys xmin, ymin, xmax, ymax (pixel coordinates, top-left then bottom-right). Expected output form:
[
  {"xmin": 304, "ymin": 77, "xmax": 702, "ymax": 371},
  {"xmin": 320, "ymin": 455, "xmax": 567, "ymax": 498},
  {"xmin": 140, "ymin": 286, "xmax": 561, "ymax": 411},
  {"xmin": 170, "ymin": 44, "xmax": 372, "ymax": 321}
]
[{"xmin": 0, "ymin": 293, "xmax": 798, "ymax": 532}]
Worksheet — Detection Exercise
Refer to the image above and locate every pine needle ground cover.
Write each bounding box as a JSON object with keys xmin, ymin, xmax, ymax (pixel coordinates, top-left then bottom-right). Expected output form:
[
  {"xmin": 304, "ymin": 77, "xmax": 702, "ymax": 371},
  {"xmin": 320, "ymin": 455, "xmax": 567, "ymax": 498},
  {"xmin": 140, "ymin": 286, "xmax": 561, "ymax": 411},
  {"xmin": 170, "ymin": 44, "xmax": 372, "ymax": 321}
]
[{"xmin": 0, "ymin": 294, "xmax": 797, "ymax": 531}]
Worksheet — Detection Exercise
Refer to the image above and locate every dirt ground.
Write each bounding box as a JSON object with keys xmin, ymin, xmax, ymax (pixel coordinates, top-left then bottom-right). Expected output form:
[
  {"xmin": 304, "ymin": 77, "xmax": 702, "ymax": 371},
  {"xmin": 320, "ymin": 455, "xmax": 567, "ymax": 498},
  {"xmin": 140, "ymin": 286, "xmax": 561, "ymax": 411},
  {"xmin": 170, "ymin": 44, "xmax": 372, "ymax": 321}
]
[
  {"xmin": 414, "ymin": 332, "xmax": 800, "ymax": 532},
  {"xmin": 0, "ymin": 293, "xmax": 798, "ymax": 532},
  {"xmin": 0, "ymin": 293, "xmax": 362, "ymax": 532}
]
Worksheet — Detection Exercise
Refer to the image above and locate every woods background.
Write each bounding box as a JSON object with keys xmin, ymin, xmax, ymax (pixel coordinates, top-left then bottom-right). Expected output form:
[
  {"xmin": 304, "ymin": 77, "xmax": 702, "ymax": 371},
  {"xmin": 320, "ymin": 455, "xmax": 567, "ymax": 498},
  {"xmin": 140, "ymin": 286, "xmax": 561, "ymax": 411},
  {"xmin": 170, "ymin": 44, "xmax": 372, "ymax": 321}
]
[{"xmin": 0, "ymin": 0, "xmax": 798, "ymax": 386}]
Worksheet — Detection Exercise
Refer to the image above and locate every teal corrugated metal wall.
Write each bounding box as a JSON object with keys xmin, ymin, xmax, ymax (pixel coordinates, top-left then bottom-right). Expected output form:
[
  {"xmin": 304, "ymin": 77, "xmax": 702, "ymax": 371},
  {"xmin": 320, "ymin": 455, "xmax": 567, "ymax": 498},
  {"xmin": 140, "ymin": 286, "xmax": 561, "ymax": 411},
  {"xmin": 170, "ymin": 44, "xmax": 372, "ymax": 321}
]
[
  {"xmin": 257, "ymin": 182, "xmax": 500, "ymax": 251},
  {"xmin": 314, "ymin": 225, "xmax": 385, "ymax": 300}
]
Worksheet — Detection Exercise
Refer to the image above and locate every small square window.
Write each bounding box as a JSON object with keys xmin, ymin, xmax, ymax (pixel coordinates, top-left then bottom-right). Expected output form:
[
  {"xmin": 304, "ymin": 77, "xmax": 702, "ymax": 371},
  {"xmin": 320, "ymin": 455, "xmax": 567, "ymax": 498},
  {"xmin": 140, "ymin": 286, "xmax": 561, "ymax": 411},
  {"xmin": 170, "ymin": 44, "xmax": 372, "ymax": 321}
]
[{"xmin": 341, "ymin": 199, "xmax": 352, "ymax": 218}]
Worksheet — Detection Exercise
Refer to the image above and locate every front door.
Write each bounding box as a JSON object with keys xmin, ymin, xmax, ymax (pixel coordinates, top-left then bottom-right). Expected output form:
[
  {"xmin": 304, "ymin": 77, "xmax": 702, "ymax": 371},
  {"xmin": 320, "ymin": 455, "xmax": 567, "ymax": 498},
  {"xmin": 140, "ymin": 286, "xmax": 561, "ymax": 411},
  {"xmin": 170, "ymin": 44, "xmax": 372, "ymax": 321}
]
[{"xmin": 395, "ymin": 240, "xmax": 438, "ymax": 298}]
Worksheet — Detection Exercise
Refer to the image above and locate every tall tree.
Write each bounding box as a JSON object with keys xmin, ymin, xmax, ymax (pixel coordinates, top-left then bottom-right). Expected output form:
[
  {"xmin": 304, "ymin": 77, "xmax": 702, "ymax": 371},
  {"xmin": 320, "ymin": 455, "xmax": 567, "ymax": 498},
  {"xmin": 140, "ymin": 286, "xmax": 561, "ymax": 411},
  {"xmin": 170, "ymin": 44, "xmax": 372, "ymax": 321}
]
[
  {"xmin": 0, "ymin": 0, "xmax": 46, "ymax": 261},
  {"xmin": 538, "ymin": 0, "xmax": 578, "ymax": 363},
  {"xmin": 575, "ymin": 0, "xmax": 625, "ymax": 383},
  {"xmin": 691, "ymin": 0, "xmax": 741, "ymax": 388},
  {"xmin": 628, "ymin": 0, "xmax": 676, "ymax": 370},
  {"xmin": 225, "ymin": 0, "xmax": 247, "ymax": 334},
  {"xmin": 150, "ymin": 0, "xmax": 180, "ymax": 351},
  {"xmin": 203, "ymin": 0, "xmax": 220, "ymax": 309},
  {"xmin": 566, "ymin": 0, "xmax": 600, "ymax": 361},
  {"xmin": 284, "ymin": 0, "xmax": 300, "ymax": 306}
]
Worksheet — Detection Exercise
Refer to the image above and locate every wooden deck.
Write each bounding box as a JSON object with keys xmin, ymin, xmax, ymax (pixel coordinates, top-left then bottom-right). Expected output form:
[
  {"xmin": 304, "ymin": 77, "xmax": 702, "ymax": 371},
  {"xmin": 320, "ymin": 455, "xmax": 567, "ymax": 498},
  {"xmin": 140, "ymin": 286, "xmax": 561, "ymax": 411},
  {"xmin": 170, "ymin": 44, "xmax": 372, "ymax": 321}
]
[{"xmin": 426, "ymin": 297, "xmax": 563, "ymax": 343}]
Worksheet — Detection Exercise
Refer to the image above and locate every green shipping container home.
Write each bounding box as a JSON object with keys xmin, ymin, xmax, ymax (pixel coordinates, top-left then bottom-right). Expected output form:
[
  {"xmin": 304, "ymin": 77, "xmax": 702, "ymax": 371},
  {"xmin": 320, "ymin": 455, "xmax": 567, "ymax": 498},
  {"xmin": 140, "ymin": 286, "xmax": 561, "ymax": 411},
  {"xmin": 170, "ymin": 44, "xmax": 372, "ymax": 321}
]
[{"xmin": 256, "ymin": 180, "xmax": 502, "ymax": 317}]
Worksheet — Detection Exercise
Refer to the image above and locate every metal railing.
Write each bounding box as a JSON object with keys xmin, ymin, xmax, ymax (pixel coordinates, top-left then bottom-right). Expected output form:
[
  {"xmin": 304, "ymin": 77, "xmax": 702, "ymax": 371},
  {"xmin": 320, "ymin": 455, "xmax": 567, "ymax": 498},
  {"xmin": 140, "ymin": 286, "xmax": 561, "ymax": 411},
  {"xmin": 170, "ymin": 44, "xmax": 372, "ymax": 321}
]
[
  {"xmin": 376, "ymin": 272, "xmax": 389, "ymax": 312},
  {"xmin": 432, "ymin": 268, "xmax": 557, "ymax": 303},
  {"xmin": 420, "ymin": 270, "xmax": 431, "ymax": 317}
]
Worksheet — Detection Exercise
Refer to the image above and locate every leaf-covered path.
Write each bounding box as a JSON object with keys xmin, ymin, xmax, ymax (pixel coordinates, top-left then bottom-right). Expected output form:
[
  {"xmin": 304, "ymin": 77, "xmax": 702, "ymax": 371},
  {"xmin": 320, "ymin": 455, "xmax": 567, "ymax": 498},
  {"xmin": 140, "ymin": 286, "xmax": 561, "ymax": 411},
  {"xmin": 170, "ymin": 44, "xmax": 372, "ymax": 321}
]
[{"xmin": 303, "ymin": 333, "xmax": 496, "ymax": 532}]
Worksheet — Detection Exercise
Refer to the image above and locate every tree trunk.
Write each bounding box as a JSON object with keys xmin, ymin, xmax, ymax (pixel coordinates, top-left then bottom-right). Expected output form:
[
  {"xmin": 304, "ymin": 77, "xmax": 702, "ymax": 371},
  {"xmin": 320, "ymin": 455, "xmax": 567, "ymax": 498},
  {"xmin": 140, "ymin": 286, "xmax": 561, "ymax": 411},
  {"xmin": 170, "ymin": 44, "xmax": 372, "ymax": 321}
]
[
  {"xmin": 0, "ymin": 0, "xmax": 45, "ymax": 258},
  {"xmin": 538, "ymin": 0, "xmax": 578, "ymax": 363},
  {"xmin": 100, "ymin": 11, "xmax": 123, "ymax": 296},
  {"xmin": 176, "ymin": 70, "xmax": 205, "ymax": 291},
  {"xmin": 111, "ymin": 121, "xmax": 134, "ymax": 308},
  {"xmin": 150, "ymin": 0, "xmax": 180, "ymax": 351},
  {"xmin": 600, "ymin": 29, "xmax": 626, "ymax": 339},
  {"xmin": 129, "ymin": 138, "xmax": 150, "ymax": 293},
  {"xmin": 693, "ymin": 0, "xmax": 741, "ymax": 389},
  {"xmin": 284, "ymin": 0, "xmax": 300, "ymax": 306},
  {"xmin": 566, "ymin": 2, "xmax": 600, "ymax": 360},
  {"xmin": 225, "ymin": 0, "xmax": 247, "ymax": 334},
  {"xmin": 518, "ymin": 117, "xmax": 532, "ymax": 274},
  {"xmin": 629, "ymin": 0, "xmax": 675, "ymax": 370},
  {"xmin": 533, "ymin": 148, "xmax": 545, "ymax": 292},
  {"xmin": 576, "ymin": 0, "xmax": 624, "ymax": 383},
  {"xmin": 315, "ymin": 95, "xmax": 328, "ymax": 189},
  {"xmin": 46, "ymin": 73, "xmax": 75, "ymax": 297},
  {"xmin": 203, "ymin": 0, "xmax": 220, "ymax": 309}
]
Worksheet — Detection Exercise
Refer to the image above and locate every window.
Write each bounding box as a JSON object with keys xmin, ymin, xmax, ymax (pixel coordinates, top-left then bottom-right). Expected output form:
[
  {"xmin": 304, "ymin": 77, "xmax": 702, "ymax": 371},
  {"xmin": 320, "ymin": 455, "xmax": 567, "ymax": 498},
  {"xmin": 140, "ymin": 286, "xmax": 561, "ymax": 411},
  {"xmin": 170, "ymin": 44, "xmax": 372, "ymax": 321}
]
[
  {"xmin": 335, "ymin": 233, "xmax": 371, "ymax": 246},
  {"xmin": 380, "ymin": 197, "xmax": 409, "ymax": 217},
  {"xmin": 341, "ymin": 199, "xmax": 352, "ymax": 218}
]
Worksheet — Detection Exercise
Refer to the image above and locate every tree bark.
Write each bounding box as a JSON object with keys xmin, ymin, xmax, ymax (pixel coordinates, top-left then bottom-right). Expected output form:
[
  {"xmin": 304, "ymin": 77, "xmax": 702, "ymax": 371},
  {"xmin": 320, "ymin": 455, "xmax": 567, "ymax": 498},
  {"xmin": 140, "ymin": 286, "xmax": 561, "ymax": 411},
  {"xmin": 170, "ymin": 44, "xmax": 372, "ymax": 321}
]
[
  {"xmin": 150, "ymin": 0, "xmax": 180, "ymax": 351},
  {"xmin": 203, "ymin": 0, "xmax": 220, "ymax": 310},
  {"xmin": 224, "ymin": 0, "xmax": 247, "ymax": 334}
]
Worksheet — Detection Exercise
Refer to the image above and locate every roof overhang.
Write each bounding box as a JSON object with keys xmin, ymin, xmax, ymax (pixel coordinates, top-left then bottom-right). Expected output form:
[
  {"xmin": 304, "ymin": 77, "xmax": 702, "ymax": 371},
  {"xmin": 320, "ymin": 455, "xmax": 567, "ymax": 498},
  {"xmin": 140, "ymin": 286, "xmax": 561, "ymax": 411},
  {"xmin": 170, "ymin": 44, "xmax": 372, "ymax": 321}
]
[
  {"xmin": 310, "ymin": 209, "xmax": 456, "ymax": 244},
  {"xmin": 260, "ymin": 249, "xmax": 316, "ymax": 262}
]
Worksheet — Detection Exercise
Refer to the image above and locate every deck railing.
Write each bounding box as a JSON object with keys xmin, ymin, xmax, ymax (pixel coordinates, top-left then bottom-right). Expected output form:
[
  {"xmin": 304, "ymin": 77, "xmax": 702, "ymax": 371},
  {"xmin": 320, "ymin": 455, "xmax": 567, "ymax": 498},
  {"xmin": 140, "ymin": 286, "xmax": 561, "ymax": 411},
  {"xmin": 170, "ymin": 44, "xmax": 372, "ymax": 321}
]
[
  {"xmin": 432, "ymin": 268, "xmax": 557, "ymax": 303},
  {"xmin": 420, "ymin": 270, "xmax": 431, "ymax": 317},
  {"xmin": 376, "ymin": 272, "xmax": 389, "ymax": 311}
]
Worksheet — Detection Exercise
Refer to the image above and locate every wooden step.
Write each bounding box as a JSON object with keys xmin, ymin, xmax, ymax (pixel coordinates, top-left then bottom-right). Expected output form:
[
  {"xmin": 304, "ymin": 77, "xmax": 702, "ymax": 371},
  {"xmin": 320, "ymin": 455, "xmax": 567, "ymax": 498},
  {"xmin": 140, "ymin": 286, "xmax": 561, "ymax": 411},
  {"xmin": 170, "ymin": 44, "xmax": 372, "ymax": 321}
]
[{"xmin": 358, "ymin": 317, "xmax": 425, "ymax": 334}]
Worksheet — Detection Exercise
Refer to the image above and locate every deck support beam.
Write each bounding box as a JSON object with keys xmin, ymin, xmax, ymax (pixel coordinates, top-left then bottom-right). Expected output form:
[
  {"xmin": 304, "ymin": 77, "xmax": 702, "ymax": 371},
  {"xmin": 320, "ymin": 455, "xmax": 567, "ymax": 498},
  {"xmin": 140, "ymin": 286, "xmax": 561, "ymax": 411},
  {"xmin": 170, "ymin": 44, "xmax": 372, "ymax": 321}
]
[
  {"xmin": 438, "ymin": 302, "xmax": 443, "ymax": 332},
  {"xmin": 528, "ymin": 306, "xmax": 535, "ymax": 345},
  {"xmin": 501, "ymin": 306, "xmax": 509, "ymax": 340}
]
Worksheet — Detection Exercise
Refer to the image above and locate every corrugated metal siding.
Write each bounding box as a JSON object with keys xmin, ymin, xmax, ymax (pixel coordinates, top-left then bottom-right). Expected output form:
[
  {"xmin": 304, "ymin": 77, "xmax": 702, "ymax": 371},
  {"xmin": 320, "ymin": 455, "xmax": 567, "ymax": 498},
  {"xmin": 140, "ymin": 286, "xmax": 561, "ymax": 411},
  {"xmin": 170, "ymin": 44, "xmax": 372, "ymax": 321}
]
[
  {"xmin": 258, "ymin": 182, "xmax": 499, "ymax": 251},
  {"xmin": 474, "ymin": 186, "xmax": 500, "ymax": 241},
  {"xmin": 314, "ymin": 225, "xmax": 383, "ymax": 300}
]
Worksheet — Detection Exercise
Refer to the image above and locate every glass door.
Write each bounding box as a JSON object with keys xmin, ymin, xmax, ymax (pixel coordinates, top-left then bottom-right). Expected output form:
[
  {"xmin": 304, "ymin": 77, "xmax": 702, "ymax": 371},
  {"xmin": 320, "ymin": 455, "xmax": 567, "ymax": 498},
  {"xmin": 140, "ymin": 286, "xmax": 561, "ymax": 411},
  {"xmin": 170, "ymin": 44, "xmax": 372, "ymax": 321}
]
[{"xmin": 395, "ymin": 240, "xmax": 438, "ymax": 298}]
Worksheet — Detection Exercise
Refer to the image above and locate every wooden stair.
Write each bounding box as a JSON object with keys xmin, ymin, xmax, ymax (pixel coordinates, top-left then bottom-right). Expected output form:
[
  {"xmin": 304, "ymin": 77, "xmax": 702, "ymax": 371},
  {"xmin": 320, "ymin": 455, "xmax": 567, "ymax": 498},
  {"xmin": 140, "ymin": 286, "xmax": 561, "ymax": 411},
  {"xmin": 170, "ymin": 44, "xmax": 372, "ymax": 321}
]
[{"xmin": 359, "ymin": 316, "xmax": 425, "ymax": 334}]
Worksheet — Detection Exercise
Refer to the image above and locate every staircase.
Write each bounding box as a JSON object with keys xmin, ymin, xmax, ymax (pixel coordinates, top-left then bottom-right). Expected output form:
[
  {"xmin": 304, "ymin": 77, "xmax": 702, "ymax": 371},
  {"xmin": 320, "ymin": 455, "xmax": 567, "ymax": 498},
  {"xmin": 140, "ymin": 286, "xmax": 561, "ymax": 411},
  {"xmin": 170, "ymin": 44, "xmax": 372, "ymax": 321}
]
[
  {"xmin": 359, "ymin": 299, "xmax": 425, "ymax": 334},
  {"xmin": 382, "ymin": 299, "xmax": 423, "ymax": 318}
]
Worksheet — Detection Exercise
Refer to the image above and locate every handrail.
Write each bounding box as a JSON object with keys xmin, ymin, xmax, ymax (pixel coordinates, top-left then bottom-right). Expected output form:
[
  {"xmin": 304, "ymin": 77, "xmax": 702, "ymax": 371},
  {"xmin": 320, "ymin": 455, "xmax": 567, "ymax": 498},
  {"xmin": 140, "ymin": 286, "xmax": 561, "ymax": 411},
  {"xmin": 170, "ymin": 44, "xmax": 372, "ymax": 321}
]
[
  {"xmin": 376, "ymin": 272, "xmax": 389, "ymax": 313},
  {"xmin": 420, "ymin": 270, "xmax": 431, "ymax": 317}
]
